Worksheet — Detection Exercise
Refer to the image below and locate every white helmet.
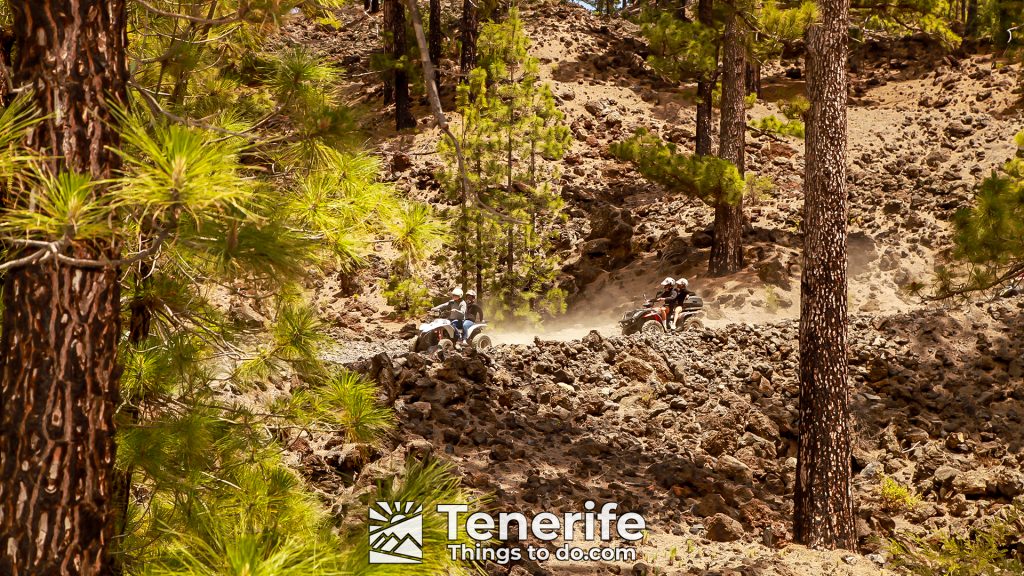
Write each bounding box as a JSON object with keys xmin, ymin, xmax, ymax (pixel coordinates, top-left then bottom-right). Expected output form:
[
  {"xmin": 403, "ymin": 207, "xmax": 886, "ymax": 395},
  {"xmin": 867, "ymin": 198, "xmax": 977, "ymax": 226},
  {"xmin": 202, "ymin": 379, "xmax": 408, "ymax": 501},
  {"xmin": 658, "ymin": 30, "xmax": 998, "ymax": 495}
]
[
  {"xmin": 452, "ymin": 287, "xmax": 464, "ymax": 297},
  {"xmin": 677, "ymin": 278, "xmax": 689, "ymax": 289},
  {"xmin": 661, "ymin": 277, "xmax": 675, "ymax": 286},
  {"xmin": 466, "ymin": 289, "xmax": 477, "ymax": 297}
]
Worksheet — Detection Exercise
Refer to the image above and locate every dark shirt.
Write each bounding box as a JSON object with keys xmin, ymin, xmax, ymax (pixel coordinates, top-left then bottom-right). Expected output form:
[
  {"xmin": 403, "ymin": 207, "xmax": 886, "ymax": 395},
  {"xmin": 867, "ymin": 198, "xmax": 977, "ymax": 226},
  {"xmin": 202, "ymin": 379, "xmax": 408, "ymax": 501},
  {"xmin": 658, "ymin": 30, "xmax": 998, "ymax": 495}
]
[
  {"xmin": 466, "ymin": 302, "xmax": 484, "ymax": 323},
  {"xmin": 674, "ymin": 288, "xmax": 691, "ymax": 307},
  {"xmin": 656, "ymin": 287, "xmax": 678, "ymax": 308}
]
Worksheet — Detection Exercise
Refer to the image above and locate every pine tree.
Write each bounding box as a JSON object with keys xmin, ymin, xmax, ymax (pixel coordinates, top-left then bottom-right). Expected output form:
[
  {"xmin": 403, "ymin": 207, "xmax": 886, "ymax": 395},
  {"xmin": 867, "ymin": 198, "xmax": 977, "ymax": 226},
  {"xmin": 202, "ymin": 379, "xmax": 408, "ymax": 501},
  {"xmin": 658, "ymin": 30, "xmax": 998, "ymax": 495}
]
[
  {"xmin": 711, "ymin": 7, "xmax": 747, "ymax": 276},
  {"xmin": 0, "ymin": 1, "xmax": 127, "ymax": 573},
  {"xmin": 932, "ymin": 132, "xmax": 1024, "ymax": 296},
  {"xmin": 850, "ymin": 0, "xmax": 961, "ymax": 46},
  {"xmin": 696, "ymin": 0, "xmax": 717, "ymax": 155},
  {"xmin": 643, "ymin": 0, "xmax": 813, "ymax": 157},
  {"xmin": 642, "ymin": 8, "xmax": 719, "ymax": 155},
  {"xmin": 430, "ymin": 0, "xmax": 443, "ymax": 87},
  {"xmin": 441, "ymin": 8, "xmax": 571, "ymax": 322},
  {"xmin": 640, "ymin": 1, "xmax": 810, "ymax": 276},
  {"xmin": 985, "ymin": 0, "xmax": 1024, "ymax": 46},
  {"xmin": 0, "ymin": 1, "xmax": 465, "ymax": 574},
  {"xmin": 794, "ymin": 0, "xmax": 857, "ymax": 549}
]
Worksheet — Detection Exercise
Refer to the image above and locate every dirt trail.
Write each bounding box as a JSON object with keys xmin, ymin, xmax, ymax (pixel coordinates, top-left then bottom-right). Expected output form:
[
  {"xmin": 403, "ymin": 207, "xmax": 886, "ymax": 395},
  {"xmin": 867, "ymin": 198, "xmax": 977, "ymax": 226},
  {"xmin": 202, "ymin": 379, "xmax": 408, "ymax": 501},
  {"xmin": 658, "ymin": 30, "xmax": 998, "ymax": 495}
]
[
  {"xmin": 281, "ymin": 5, "xmax": 1024, "ymax": 574},
  {"xmin": 316, "ymin": 294, "xmax": 1024, "ymax": 576}
]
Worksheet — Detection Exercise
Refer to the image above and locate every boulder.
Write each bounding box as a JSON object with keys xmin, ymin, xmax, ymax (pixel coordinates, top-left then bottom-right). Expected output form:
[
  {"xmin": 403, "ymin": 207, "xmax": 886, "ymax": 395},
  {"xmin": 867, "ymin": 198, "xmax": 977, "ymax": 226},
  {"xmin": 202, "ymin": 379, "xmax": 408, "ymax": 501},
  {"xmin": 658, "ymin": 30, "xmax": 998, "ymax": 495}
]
[{"xmin": 706, "ymin": 513, "xmax": 744, "ymax": 542}]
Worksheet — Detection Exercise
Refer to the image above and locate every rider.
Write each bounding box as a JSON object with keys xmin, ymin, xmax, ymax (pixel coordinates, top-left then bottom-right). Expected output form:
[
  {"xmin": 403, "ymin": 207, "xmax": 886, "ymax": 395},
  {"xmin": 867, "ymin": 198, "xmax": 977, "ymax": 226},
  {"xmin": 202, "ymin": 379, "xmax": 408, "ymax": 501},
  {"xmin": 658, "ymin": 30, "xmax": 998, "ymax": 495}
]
[
  {"xmin": 655, "ymin": 277, "xmax": 678, "ymax": 328},
  {"xmin": 463, "ymin": 289, "xmax": 484, "ymax": 343},
  {"xmin": 670, "ymin": 278, "xmax": 691, "ymax": 330},
  {"xmin": 431, "ymin": 287, "xmax": 467, "ymax": 339}
]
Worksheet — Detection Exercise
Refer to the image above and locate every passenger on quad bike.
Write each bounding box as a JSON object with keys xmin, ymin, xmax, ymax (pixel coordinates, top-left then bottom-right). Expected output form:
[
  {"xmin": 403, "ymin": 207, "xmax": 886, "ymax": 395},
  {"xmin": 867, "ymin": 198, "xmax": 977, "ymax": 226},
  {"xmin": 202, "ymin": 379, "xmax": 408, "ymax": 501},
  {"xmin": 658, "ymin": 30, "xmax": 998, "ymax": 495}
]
[
  {"xmin": 430, "ymin": 287, "xmax": 467, "ymax": 340},
  {"xmin": 463, "ymin": 290, "xmax": 484, "ymax": 343},
  {"xmin": 413, "ymin": 287, "xmax": 492, "ymax": 351},
  {"xmin": 619, "ymin": 279, "xmax": 704, "ymax": 335},
  {"xmin": 670, "ymin": 278, "xmax": 692, "ymax": 330}
]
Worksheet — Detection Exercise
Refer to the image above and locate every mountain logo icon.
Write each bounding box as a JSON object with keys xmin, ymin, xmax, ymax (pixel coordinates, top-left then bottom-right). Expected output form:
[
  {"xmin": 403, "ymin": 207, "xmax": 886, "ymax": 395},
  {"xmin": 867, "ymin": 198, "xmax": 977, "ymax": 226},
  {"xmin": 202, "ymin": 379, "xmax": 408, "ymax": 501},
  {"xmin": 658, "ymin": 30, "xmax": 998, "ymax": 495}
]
[{"xmin": 369, "ymin": 501, "xmax": 424, "ymax": 564}]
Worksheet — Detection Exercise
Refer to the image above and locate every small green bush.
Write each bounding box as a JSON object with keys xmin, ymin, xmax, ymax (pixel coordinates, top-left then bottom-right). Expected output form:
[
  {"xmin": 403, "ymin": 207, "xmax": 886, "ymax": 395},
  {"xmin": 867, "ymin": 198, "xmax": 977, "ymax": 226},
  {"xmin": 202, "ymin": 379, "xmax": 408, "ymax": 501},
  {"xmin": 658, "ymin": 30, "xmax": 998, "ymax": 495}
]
[
  {"xmin": 889, "ymin": 501, "xmax": 1024, "ymax": 576},
  {"xmin": 880, "ymin": 475, "xmax": 921, "ymax": 512},
  {"xmin": 751, "ymin": 114, "xmax": 805, "ymax": 139},
  {"xmin": 780, "ymin": 95, "xmax": 810, "ymax": 120},
  {"xmin": 382, "ymin": 278, "xmax": 432, "ymax": 318}
]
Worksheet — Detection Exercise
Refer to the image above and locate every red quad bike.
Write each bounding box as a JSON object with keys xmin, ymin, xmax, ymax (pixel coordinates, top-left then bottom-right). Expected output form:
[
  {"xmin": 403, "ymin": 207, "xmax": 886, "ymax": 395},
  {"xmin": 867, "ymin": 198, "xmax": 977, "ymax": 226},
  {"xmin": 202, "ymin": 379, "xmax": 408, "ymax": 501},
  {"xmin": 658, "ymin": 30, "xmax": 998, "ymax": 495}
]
[{"xmin": 619, "ymin": 294, "xmax": 704, "ymax": 336}]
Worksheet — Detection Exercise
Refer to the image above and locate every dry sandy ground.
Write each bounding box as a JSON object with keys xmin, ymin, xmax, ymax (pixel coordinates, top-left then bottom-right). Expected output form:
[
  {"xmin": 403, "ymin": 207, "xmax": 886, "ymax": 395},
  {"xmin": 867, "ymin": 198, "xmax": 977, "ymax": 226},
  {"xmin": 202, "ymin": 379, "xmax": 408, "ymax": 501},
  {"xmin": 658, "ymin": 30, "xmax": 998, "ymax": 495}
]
[{"xmin": 280, "ymin": 4, "xmax": 1024, "ymax": 574}]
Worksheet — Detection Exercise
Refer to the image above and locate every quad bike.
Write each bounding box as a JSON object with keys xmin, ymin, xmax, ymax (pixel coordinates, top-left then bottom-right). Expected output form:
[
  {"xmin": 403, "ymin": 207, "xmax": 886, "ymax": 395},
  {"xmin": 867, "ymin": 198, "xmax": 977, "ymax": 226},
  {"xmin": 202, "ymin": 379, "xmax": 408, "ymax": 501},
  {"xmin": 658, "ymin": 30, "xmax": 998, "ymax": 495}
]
[
  {"xmin": 619, "ymin": 294, "xmax": 704, "ymax": 336},
  {"xmin": 411, "ymin": 311, "xmax": 492, "ymax": 352}
]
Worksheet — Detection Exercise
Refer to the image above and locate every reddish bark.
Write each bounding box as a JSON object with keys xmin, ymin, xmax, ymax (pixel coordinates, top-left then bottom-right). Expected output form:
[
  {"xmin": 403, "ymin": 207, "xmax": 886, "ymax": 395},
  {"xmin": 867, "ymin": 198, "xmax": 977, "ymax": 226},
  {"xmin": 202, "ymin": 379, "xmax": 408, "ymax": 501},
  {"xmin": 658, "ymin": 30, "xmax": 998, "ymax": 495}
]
[
  {"xmin": 0, "ymin": 1, "xmax": 127, "ymax": 574},
  {"xmin": 794, "ymin": 0, "xmax": 857, "ymax": 549},
  {"xmin": 709, "ymin": 11, "xmax": 745, "ymax": 277}
]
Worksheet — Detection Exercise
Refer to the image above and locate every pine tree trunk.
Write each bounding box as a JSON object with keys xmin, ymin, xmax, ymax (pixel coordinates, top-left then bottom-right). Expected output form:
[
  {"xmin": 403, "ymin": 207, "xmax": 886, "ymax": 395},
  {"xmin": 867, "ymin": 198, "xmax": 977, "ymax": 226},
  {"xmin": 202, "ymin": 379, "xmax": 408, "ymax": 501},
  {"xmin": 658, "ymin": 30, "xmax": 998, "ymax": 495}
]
[
  {"xmin": 794, "ymin": 0, "xmax": 856, "ymax": 550},
  {"xmin": 385, "ymin": 0, "xmax": 416, "ymax": 128},
  {"xmin": 0, "ymin": 2, "xmax": 127, "ymax": 574},
  {"xmin": 383, "ymin": 0, "xmax": 396, "ymax": 104},
  {"xmin": 475, "ymin": 213, "xmax": 484, "ymax": 297},
  {"xmin": 385, "ymin": 0, "xmax": 415, "ymax": 127},
  {"xmin": 0, "ymin": 29, "xmax": 14, "ymax": 104},
  {"xmin": 694, "ymin": 0, "xmax": 714, "ymax": 156},
  {"xmin": 169, "ymin": 1, "xmax": 220, "ymax": 105},
  {"xmin": 507, "ymin": 227, "xmax": 514, "ymax": 280},
  {"xmin": 709, "ymin": 11, "xmax": 745, "ymax": 277},
  {"xmin": 965, "ymin": 0, "xmax": 978, "ymax": 37},
  {"xmin": 675, "ymin": 0, "xmax": 690, "ymax": 22},
  {"xmin": 746, "ymin": 60, "xmax": 762, "ymax": 98},
  {"xmin": 460, "ymin": 0, "xmax": 479, "ymax": 75},
  {"xmin": 429, "ymin": 0, "xmax": 442, "ymax": 88}
]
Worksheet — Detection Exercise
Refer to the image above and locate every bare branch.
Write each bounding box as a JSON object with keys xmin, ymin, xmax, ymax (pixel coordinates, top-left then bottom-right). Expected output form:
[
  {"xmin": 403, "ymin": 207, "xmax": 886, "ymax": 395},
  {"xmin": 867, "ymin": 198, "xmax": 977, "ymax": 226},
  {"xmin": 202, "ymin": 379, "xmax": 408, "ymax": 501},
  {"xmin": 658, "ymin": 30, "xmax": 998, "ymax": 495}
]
[
  {"xmin": 130, "ymin": 82, "xmax": 262, "ymax": 141},
  {"xmin": 400, "ymin": 0, "xmax": 521, "ymax": 224},
  {"xmin": 0, "ymin": 229, "xmax": 171, "ymax": 271},
  {"xmin": 136, "ymin": 0, "xmax": 242, "ymax": 25},
  {"xmin": 0, "ymin": 248, "xmax": 50, "ymax": 272},
  {"xmin": 923, "ymin": 262, "xmax": 1024, "ymax": 301}
]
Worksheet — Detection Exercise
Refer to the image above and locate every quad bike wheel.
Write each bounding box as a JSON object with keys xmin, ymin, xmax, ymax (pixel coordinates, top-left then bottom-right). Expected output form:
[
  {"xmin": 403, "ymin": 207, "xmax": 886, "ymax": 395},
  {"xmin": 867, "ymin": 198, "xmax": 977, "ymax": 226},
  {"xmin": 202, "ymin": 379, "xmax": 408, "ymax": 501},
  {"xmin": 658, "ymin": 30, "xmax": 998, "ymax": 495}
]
[
  {"xmin": 473, "ymin": 335, "xmax": 493, "ymax": 349},
  {"xmin": 640, "ymin": 319, "xmax": 664, "ymax": 336},
  {"xmin": 438, "ymin": 338, "xmax": 455, "ymax": 352},
  {"xmin": 682, "ymin": 317, "xmax": 704, "ymax": 331},
  {"xmin": 413, "ymin": 331, "xmax": 439, "ymax": 352}
]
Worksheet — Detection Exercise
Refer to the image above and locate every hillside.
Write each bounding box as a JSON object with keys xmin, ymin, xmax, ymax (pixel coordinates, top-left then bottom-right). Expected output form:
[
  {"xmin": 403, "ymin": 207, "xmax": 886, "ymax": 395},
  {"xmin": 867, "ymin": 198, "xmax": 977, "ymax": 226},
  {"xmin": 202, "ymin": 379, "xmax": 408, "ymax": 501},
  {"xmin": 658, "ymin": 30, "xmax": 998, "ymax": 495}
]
[
  {"xmin": 282, "ymin": 1, "xmax": 1022, "ymax": 337},
  {"xmin": 3, "ymin": 0, "xmax": 1024, "ymax": 574},
  {"xmin": 268, "ymin": 3, "xmax": 1024, "ymax": 575}
]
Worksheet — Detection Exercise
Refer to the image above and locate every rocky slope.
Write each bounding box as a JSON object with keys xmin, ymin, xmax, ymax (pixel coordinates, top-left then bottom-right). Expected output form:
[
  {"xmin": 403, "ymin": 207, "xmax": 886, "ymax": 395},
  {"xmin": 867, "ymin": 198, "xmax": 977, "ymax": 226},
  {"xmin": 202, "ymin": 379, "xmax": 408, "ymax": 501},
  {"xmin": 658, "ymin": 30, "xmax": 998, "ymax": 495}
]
[
  {"xmin": 281, "ymin": 294, "xmax": 1024, "ymax": 575},
  {"xmin": 278, "ymin": 0, "xmax": 1022, "ymax": 340},
  {"xmin": 268, "ymin": 3, "xmax": 1024, "ymax": 574}
]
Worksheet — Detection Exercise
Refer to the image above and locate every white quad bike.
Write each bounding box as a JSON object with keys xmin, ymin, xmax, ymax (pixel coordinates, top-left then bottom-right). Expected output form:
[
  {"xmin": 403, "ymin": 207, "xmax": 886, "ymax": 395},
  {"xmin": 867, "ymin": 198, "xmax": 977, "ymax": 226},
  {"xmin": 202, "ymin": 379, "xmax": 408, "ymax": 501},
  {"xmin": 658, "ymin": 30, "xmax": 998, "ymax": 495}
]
[{"xmin": 411, "ymin": 311, "xmax": 492, "ymax": 352}]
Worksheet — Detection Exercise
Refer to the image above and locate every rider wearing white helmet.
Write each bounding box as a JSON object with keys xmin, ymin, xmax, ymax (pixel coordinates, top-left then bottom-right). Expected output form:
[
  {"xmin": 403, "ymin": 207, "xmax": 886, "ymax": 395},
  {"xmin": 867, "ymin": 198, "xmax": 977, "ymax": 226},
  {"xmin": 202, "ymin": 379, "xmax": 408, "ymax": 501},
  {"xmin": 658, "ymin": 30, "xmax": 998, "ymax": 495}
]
[
  {"xmin": 669, "ymin": 278, "xmax": 691, "ymax": 330},
  {"xmin": 431, "ymin": 287, "xmax": 467, "ymax": 322},
  {"xmin": 655, "ymin": 277, "xmax": 678, "ymax": 328},
  {"xmin": 429, "ymin": 287, "xmax": 469, "ymax": 343}
]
